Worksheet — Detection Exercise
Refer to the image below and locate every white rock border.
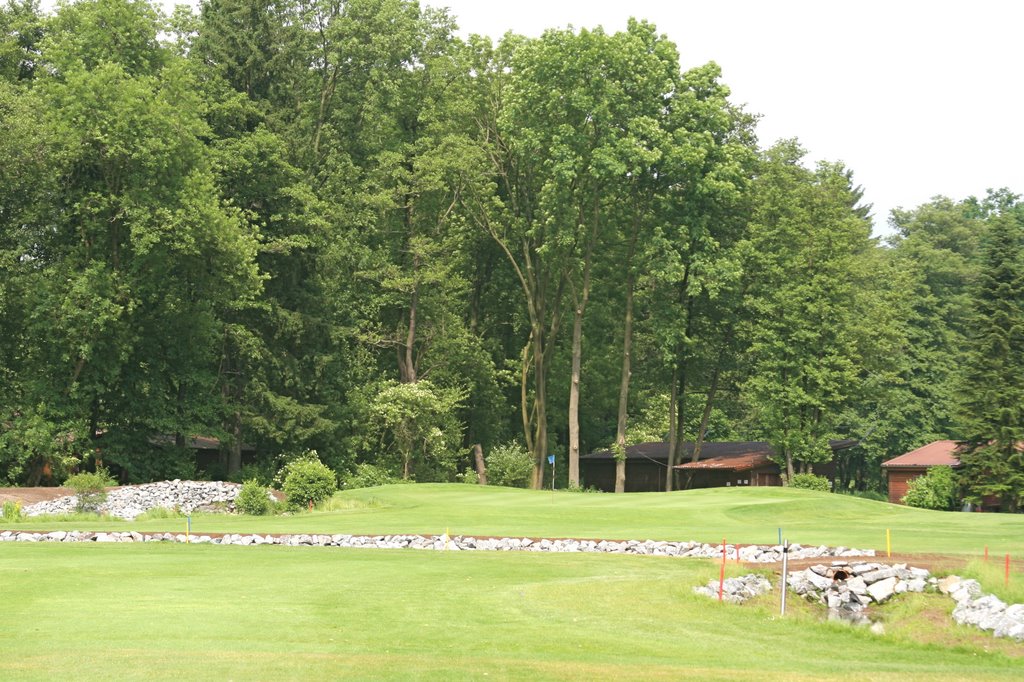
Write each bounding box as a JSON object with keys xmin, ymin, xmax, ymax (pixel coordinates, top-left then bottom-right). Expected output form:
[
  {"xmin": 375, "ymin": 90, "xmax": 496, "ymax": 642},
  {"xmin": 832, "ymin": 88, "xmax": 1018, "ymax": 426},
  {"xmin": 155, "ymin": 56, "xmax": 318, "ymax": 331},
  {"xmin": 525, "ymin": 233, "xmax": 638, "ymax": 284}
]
[{"xmin": 0, "ymin": 529, "xmax": 874, "ymax": 562}]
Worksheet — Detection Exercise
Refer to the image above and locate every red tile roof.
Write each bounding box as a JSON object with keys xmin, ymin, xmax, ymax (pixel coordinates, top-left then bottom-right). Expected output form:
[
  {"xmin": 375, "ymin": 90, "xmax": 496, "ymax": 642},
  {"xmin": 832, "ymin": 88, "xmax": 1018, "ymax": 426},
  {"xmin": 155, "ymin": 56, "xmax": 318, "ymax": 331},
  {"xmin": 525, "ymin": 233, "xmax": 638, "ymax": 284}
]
[
  {"xmin": 676, "ymin": 451, "xmax": 773, "ymax": 472},
  {"xmin": 881, "ymin": 440, "xmax": 963, "ymax": 468}
]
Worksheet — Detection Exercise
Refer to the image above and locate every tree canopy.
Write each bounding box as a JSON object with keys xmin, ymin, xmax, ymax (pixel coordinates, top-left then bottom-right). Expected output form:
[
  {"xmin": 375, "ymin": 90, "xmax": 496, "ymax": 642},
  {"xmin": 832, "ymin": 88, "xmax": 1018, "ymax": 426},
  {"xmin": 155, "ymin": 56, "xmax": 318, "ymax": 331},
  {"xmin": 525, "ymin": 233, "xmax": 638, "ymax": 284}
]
[{"xmin": 1, "ymin": 0, "xmax": 1020, "ymax": 507}]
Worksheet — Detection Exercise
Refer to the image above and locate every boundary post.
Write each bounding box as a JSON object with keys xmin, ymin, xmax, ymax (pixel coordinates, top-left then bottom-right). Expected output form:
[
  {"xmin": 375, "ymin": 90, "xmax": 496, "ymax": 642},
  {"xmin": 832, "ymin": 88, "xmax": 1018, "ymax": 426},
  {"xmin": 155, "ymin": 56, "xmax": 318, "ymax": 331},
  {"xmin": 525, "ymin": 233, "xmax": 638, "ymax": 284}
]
[
  {"xmin": 718, "ymin": 538, "xmax": 726, "ymax": 602},
  {"xmin": 780, "ymin": 540, "xmax": 790, "ymax": 616}
]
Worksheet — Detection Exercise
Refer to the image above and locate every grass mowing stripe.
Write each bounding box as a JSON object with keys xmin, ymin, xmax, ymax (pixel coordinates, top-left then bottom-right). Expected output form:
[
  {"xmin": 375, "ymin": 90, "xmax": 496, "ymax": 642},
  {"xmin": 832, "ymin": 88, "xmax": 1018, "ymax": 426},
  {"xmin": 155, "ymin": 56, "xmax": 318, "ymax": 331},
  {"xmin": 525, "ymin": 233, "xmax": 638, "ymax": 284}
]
[{"xmin": 0, "ymin": 543, "xmax": 1021, "ymax": 680}]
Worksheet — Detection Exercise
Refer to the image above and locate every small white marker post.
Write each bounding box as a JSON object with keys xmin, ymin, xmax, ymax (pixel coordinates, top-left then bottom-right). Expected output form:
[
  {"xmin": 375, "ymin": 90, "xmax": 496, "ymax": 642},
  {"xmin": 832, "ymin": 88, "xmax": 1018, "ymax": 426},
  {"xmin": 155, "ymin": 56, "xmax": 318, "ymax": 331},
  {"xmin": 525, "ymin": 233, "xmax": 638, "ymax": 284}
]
[{"xmin": 780, "ymin": 540, "xmax": 790, "ymax": 616}]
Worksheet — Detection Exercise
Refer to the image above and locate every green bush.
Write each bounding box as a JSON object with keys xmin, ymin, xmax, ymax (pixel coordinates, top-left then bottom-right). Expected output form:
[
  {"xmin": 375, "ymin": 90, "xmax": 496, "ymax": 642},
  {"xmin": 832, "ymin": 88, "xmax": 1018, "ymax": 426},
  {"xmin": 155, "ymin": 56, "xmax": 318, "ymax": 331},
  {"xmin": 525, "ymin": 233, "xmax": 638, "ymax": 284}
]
[
  {"xmin": 281, "ymin": 456, "xmax": 337, "ymax": 510},
  {"xmin": 64, "ymin": 468, "xmax": 115, "ymax": 513},
  {"xmin": 901, "ymin": 465, "xmax": 958, "ymax": 510},
  {"xmin": 457, "ymin": 467, "xmax": 479, "ymax": 484},
  {"xmin": 235, "ymin": 479, "xmax": 273, "ymax": 515},
  {"xmin": 788, "ymin": 473, "xmax": 831, "ymax": 492},
  {"xmin": 344, "ymin": 463, "xmax": 400, "ymax": 490},
  {"xmin": 485, "ymin": 443, "xmax": 533, "ymax": 488},
  {"xmin": 2, "ymin": 500, "xmax": 23, "ymax": 521}
]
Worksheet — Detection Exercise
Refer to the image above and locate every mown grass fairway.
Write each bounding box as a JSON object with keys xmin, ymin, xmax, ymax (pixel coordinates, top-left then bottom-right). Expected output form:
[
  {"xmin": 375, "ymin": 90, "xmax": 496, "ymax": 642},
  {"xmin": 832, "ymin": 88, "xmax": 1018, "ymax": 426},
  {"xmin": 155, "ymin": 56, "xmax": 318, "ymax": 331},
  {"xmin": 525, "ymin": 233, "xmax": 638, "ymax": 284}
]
[
  {"xmin": 1, "ymin": 542, "xmax": 1022, "ymax": 681},
  {"xmin": 10, "ymin": 485, "xmax": 1024, "ymax": 556}
]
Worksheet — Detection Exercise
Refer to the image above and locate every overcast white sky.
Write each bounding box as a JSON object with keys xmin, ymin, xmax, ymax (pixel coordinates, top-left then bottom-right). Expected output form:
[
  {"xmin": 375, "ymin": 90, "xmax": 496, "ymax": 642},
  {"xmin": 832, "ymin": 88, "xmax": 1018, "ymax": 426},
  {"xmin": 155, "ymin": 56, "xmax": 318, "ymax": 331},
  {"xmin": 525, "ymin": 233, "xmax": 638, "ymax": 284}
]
[{"xmin": 425, "ymin": 0, "xmax": 1024, "ymax": 234}]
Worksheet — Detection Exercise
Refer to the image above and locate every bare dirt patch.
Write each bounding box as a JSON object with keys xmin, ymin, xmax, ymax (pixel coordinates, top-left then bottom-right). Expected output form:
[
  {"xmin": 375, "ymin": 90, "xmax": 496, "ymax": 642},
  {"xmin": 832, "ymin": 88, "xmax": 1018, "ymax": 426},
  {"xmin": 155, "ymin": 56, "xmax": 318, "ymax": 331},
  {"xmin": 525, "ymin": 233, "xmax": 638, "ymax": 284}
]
[{"xmin": 0, "ymin": 487, "xmax": 75, "ymax": 505}]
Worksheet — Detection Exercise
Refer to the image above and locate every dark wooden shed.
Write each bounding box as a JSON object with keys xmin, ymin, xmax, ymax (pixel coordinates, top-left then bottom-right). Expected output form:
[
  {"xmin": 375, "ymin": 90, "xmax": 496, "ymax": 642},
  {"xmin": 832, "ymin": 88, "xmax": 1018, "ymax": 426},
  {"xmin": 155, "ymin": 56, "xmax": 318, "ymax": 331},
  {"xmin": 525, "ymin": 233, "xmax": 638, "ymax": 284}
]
[{"xmin": 580, "ymin": 440, "xmax": 856, "ymax": 492}]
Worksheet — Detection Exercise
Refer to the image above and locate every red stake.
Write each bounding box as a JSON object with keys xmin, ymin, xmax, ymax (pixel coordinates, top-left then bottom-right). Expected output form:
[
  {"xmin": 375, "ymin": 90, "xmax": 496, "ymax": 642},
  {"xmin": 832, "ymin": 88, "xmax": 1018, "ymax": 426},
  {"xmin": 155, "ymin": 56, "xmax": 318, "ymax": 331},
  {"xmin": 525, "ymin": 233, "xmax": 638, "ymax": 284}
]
[
  {"xmin": 984, "ymin": 545, "xmax": 989, "ymax": 562},
  {"xmin": 718, "ymin": 537, "xmax": 726, "ymax": 602}
]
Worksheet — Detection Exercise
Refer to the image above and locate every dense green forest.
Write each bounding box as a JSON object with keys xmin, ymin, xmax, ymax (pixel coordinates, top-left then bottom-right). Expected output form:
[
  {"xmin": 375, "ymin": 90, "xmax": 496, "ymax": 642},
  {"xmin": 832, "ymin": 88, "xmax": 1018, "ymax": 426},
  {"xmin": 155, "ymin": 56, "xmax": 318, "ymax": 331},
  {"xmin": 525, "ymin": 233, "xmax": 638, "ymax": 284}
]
[{"xmin": 1, "ymin": 0, "xmax": 1021, "ymax": 505}]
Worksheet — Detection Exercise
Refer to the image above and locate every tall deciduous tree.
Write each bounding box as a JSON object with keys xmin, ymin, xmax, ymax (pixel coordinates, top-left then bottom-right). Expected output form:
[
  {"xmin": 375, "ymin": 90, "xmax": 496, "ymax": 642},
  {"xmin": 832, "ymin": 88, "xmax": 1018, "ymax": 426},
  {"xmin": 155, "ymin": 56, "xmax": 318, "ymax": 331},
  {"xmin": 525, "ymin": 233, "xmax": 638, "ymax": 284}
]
[
  {"xmin": 471, "ymin": 28, "xmax": 605, "ymax": 488},
  {"xmin": 647, "ymin": 62, "xmax": 755, "ymax": 491},
  {"xmin": 7, "ymin": 0, "xmax": 261, "ymax": 480},
  {"xmin": 0, "ymin": 0, "xmax": 45, "ymax": 83}
]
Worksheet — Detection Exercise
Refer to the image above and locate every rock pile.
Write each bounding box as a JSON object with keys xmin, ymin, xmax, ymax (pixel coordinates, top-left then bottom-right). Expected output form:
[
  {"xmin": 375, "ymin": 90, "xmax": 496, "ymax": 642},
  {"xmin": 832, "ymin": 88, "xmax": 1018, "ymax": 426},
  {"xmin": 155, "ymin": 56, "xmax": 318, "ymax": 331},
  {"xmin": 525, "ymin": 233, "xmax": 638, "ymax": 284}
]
[
  {"xmin": 940, "ymin": 575, "xmax": 1024, "ymax": 641},
  {"xmin": 787, "ymin": 561, "xmax": 931, "ymax": 620},
  {"xmin": 786, "ymin": 562, "xmax": 1024, "ymax": 642},
  {"xmin": 693, "ymin": 574, "xmax": 772, "ymax": 603},
  {"xmin": 19, "ymin": 480, "xmax": 244, "ymax": 520}
]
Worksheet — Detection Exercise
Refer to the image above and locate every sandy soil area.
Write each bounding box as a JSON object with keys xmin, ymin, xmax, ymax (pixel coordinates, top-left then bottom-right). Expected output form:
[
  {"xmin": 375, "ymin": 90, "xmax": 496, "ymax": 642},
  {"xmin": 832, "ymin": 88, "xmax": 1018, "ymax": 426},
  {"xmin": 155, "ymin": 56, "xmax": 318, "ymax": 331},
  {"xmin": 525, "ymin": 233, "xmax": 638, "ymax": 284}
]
[{"xmin": 0, "ymin": 487, "xmax": 76, "ymax": 505}]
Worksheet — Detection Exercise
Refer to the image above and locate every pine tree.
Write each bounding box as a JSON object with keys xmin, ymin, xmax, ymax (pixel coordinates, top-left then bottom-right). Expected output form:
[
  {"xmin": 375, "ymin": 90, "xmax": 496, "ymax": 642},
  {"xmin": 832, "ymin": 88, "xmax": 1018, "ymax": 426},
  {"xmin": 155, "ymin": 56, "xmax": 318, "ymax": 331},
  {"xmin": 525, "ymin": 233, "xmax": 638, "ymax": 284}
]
[{"xmin": 957, "ymin": 208, "xmax": 1024, "ymax": 511}]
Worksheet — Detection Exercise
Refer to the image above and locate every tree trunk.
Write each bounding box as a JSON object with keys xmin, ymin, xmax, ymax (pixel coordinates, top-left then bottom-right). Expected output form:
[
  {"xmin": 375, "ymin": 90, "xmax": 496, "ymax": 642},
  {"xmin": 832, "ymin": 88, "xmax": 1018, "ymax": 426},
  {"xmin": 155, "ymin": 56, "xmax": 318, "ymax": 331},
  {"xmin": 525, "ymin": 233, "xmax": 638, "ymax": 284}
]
[
  {"xmin": 403, "ymin": 284, "xmax": 418, "ymax": 383},
  {"xmin": 473, "ymin": 444, "xmax": 487, "ymax": 485},
  {"xmin": 690, "ymin": 356, "xmax": 724, "ymax": 464},
  {"xmin": 228, "ymin": 411, "xmax": 242, "ymax": 477},
  {"xmin": 399, "ymin": 243, "xmax": 420, "ymax": 384},
  {"xmin": 614, "ymin": 221, "xmax": 638, "ymax": 493},
  {"xmin": 670, "ymin": 278, "xmax": 694, "ymax": 488},
  {"xmin": 568, "ymin": 302, "xmax": 583, "ymax": 486},
  {"xmin": 613, "ymin": 281, "xmax": 634, "ymax": 494},
  {"xmin": 666, "ymin": 364, "xmax": 679, "ymax": 492},
  {"xmin": 673, "ymin": 363, "xmax": 689, "ymax": 487},
  {"xmin": 531, "ymin": 322, "xmax": 548, "ymax": 489},
  {"xmin": 613, "ymin": 456, "xmax": 626, "ymax": 493},
  {"xmin": 568, "ymin": 223, "xmax": 597, "ymax": 488},
  {"xmin": 520, "ymin": 339, "xmax": 534, "ymax": 456}
]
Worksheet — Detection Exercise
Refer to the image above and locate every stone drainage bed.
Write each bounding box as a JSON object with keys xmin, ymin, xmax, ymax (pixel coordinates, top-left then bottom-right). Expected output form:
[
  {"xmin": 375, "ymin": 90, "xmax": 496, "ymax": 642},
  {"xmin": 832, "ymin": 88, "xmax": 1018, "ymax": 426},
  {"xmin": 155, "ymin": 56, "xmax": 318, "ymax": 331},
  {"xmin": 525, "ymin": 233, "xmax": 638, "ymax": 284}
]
[
  {"xmin": 0, "ymin": 528, "xmax": 870, "ymax": 562},
  {"xmin": 695, "ymin": 562, "xmax": 1024, "ymax": 643}
]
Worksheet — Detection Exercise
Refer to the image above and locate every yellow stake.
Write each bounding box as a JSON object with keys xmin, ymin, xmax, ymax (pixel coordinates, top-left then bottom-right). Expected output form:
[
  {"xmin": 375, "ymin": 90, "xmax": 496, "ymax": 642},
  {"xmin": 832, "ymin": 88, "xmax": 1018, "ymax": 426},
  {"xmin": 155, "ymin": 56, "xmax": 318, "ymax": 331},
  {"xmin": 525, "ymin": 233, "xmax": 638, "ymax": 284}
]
[{"xmin": 886, "ymin": 528, "xmax": 891, "ymax": 558}]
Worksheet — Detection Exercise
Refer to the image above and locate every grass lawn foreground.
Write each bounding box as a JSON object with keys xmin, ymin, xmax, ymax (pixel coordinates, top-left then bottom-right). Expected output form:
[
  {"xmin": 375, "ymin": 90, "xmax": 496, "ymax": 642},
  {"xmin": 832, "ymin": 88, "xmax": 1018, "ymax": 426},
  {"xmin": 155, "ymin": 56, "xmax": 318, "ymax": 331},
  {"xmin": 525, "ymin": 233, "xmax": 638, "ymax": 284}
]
[{"xmin": 2, "ymin": 485, "xmax": 1023, "ymax": 679}]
